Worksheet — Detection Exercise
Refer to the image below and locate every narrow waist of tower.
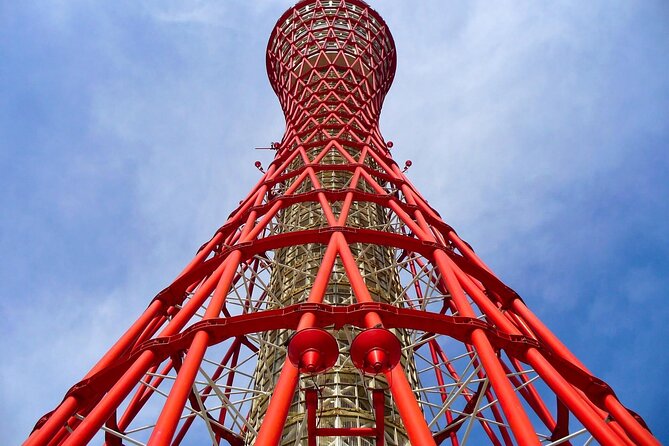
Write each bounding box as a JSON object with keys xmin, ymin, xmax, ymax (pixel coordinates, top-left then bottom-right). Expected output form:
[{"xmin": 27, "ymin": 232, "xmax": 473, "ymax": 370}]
[{"xmin": 266, "ymin": 0, "xmax": 397, "ymax": 145}]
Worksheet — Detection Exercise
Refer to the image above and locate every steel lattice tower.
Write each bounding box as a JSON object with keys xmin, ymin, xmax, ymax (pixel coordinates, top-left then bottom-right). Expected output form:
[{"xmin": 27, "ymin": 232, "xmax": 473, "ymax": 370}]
[{"xmin": 26, "ymin": 1, "xmax": 659, "ymax": 446}]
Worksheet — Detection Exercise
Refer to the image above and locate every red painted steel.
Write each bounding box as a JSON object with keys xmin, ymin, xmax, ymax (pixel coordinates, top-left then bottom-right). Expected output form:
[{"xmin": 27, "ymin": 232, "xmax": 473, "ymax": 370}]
[
  {"xmin": 305, "ymin": 388, "xmax": 386, "ymax": 445},
  {"xmin": 350, "ymin": 328, "xmax": 402, "ymax": 374},
  {"xmin": 24, "ymin": 1, "xmax": 659, "ymax": 445},
  {"xmin": 287, "ymin": 328, "xmax": 339, "ymax": 374}
]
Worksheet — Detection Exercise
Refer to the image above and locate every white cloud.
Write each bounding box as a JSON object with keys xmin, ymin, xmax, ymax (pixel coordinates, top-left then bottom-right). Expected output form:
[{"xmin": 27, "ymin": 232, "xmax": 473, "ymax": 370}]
[{"xmin": 2, "ymin": 0, "xmax": 667, "ymax": 443}]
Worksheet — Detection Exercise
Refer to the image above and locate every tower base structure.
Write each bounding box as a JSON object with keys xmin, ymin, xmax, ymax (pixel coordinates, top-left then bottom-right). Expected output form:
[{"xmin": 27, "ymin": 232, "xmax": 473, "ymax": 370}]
[{"xmin": 25, "ymin": 1, "xmax": 659, "ymax": 446}]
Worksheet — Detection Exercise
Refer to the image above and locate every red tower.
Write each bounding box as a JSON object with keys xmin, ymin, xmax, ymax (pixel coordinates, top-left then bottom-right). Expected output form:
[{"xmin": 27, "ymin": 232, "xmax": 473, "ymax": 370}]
[{"xmin": 26, "ymin": 1, "xmax": 659, "ymax": 445}]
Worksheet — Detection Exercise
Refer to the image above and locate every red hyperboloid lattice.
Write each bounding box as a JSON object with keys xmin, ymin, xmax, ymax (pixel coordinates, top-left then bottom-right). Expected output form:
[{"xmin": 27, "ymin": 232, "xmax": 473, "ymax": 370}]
[{"xmin": 25, "ymin": 1, "xmax": 658, "ymax": 445}]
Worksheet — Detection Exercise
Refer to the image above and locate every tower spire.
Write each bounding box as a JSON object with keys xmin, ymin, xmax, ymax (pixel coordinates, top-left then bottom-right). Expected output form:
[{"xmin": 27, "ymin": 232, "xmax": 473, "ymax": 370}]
[{"xmin": 25, "ymin": 1, "xmax": 659, "ymax": 445}]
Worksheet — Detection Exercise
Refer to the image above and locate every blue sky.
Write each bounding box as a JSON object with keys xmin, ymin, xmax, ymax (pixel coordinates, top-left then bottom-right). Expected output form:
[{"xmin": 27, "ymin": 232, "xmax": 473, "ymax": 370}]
[{"xmin": 1, "ymin": 1, "xmax": 668, "ymax": 444}]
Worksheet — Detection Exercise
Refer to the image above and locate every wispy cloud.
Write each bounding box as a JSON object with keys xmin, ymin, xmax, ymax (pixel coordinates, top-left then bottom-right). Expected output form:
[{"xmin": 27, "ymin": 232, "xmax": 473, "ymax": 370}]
[{"xmin": 1, "ymin": 0, "xmax": 668, "ymax": 443}]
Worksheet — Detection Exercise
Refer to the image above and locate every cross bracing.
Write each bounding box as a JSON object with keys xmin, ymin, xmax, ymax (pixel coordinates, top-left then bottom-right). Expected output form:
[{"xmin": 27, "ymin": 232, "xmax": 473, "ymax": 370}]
[{"xmin": 25, "ymin": 1, "xmax": 658, "ymax": 445}]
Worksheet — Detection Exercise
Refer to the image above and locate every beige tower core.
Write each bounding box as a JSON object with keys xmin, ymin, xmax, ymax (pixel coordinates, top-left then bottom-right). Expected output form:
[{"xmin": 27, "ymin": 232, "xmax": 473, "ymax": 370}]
[
  {"xmin": 245, "ymin": 142, "xmax": 418, "ymax": 445},
  {"xmin": 244, "ymin": 1, "xmax": 418, "ymax": 444}
]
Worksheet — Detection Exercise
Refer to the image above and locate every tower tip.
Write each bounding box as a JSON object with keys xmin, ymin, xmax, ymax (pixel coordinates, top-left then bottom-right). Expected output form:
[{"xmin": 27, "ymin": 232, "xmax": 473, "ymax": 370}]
[{"xmin": 266, "ymin": 0, "xmax": 397, "ymax": 128}]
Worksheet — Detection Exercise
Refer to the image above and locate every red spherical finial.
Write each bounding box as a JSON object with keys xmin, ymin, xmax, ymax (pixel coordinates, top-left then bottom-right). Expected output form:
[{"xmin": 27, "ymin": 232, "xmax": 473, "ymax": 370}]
[{"xmin": 386, "ymin": 141, "xmax": 394, "ymax": 148}]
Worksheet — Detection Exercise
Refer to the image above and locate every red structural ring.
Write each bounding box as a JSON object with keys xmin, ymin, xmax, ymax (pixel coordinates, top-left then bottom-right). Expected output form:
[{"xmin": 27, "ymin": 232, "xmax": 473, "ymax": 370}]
[
  {"xmin": 154, "ymin": 227, "xmax": 521, "ymax": 311},
  {"xmin": 214, "ymin": 186, "xmax": 454, "ymax": 240},
  {"xmin": 34, "ymin": 302, "xmax": 628, "ymax": 433}
]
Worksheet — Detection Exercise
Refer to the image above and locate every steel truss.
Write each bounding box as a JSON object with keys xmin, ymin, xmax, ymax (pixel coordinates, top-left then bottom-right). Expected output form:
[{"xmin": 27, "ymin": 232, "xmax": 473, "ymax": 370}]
[{"xmin": 26, "ymin": 1, "xmax": 658, "ymax": 445}]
